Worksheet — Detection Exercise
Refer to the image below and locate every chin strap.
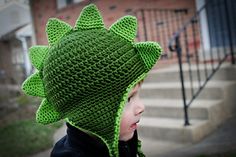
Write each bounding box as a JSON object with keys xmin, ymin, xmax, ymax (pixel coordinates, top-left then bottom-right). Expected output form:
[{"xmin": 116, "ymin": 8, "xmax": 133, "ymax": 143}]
[{"xmin": 137, "ymin": 139, "xmax": 145, "ymax": 157}]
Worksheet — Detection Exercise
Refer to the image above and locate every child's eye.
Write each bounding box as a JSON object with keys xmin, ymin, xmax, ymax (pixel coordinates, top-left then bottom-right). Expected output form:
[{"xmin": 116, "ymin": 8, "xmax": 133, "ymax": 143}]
[
  {"xmin": 128, "ymin": 97, "xmax": 131, "ymax": 102},
  {"xmin": 128, "ymin": 91, "xmax": 138, "ymax": 102},
  {"xmin": 128, "ymin": 95, "xmax": 134, "ymax": 102}
]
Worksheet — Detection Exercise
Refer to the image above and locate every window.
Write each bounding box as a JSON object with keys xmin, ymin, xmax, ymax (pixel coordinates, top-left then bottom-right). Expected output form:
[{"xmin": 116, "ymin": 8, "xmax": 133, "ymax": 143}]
[{"xmin": 57, "ymin": 0, "xmax": 85, "ymax": 9}]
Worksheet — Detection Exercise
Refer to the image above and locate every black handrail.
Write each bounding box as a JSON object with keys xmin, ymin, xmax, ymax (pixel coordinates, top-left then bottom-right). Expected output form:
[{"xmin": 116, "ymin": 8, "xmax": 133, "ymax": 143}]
[{"xmin": 168, "ymin": 0, "xmax": 235, "ymax": 126}]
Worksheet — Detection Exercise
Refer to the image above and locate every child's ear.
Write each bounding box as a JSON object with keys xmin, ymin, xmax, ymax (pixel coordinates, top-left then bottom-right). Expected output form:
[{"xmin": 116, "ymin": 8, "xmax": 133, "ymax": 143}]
[{"xmin": 134, "ymin": 42, "xmax": 162, "ymax": 71}]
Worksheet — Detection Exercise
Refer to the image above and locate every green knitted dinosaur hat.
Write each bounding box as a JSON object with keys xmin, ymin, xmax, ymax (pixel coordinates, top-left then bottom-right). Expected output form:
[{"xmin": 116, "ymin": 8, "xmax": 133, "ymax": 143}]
[{"xmin": 22, "ymin": 4, "xmax": 162, "ymax": 157}]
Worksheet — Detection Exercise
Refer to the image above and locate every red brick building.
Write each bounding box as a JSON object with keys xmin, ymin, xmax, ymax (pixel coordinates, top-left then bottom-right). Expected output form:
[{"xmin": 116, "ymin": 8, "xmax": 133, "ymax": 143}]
[{"xmin": 30, "ymin": 0, "xmax": 196, "ymax": 63}]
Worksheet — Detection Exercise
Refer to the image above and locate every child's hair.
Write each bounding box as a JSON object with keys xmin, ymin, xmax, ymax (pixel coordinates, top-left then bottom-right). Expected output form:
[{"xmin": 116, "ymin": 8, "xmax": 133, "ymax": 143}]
[{"xmin": 21, "ymin": 4, "xmax": 162, "ymax": 157}]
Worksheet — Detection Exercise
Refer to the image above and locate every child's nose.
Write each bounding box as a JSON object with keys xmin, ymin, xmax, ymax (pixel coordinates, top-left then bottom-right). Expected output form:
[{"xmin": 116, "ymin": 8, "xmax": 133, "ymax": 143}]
[{"xmin": 135, "ymin": 99, "xmax": 145, "ymax": 115}]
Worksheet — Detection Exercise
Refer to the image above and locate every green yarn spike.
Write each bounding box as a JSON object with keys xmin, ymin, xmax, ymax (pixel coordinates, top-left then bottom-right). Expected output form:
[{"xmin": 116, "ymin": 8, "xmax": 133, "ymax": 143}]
[
  {"xmin": 135, "ymin": 42, "xmax": 162, "ymax": 70},
  {"xmin": 75, "ymin": 4, "xmax": 104, "ymax": 30},
  {"xmin": 36, "ymin": 98, "xmax": 61, "ymax": 124},
  {"xmin": 22, "ymin": 71, "xmax": 45, "ymax": 97},
  {"xmin": 29, "ymin": 46, "xmax": 49, "ymax": 70},
  {"xmin": 46, "ymin": 18, "xmax": 72, "ymax": 46},
  {"xmin": 109, "ymin": 15, "xmax": 137, "ymax": 42}
]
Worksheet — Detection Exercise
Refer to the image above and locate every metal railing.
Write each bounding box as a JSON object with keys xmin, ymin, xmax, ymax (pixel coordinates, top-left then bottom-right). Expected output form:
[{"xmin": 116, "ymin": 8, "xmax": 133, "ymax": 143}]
[
  {"xmin": 168, "ymin": 0, "xmax": 235, "ymax": 125},
  {"xmin": 134, "ymin": 8, "xmax": 192, "ymax": 60}
]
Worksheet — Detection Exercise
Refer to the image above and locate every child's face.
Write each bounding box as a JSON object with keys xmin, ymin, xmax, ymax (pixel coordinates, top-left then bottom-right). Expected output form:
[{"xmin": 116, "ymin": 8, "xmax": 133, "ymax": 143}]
[{"xmin": 119, "ymin": 82, "xmax": 145, "ymax": 141}]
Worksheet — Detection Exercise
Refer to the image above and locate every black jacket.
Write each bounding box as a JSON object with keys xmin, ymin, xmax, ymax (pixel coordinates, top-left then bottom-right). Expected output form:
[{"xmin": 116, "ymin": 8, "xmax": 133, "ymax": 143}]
[{"xmin": 51, "ymin": 123, "xmax": 138, "ymax": 157}]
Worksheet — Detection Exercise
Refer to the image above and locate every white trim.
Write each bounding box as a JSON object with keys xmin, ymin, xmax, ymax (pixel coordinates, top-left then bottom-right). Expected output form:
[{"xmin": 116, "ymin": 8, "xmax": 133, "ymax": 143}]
[
  {"xmin": 16, "ymin": 24, "xmax": 32, "ymax": 76},
  {"xmin": 196, "ymin": 0, "xmax": 210, "ymax": 52}
]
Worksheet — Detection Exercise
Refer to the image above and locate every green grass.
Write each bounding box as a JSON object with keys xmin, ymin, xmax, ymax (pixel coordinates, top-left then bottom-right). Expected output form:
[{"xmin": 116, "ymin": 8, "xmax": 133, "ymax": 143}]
[{"xmin": 0, "ymin": 119, "xmax": 63, "ymax": 157}]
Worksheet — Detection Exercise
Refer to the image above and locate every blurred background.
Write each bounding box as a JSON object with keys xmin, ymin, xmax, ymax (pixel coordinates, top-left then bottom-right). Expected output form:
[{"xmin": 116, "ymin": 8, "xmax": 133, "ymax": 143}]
[{"xmin": 0, "ymin": 0, "xmax": 235, "ymax": 157}]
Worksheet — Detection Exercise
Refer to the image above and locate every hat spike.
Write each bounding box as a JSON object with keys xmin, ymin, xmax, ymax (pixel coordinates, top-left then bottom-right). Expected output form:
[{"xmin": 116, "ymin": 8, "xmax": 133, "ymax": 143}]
[
  {"xmin": 75, "ymin": 4, "xmax": 105, "ymax": 30},
  {"xmin": 109, "ymin": 15, "xmax": 137, "ymax": 42}
]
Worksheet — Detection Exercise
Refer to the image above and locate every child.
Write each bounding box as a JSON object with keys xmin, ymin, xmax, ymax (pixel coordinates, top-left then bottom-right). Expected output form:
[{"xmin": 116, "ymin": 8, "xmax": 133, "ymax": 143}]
[{"xmin": 22, "ymin": 4, "xmax": 162, "ymax": 157}]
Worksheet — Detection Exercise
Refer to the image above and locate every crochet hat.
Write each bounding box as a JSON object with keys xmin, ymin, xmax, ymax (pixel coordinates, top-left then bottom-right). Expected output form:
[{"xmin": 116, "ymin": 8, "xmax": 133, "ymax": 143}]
[{"xmin": 22, "ymin": 4, "xmax": 162, "ymax": 157}]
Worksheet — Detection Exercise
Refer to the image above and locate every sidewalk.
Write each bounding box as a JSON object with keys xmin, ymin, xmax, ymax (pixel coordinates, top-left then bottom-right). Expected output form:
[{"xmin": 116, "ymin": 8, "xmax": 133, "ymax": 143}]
[
  {"xmin": 159, "ymin": 114, "xmax": 236, "ymax": 157},
  {"xmin": 31, "ymin": 115, "xmax": 236, "ymax": 157}
]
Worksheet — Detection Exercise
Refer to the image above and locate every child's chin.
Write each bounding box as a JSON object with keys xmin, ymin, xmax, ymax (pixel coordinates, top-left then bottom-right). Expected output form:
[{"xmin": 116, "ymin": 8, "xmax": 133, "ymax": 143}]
[{"xmin": 120, "ymin": 132, "xmax": 135, "ymax": 141}]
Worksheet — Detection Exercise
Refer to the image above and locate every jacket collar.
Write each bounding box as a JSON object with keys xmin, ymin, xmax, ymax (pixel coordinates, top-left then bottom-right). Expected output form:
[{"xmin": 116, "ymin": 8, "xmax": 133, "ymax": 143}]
[{"xmin": 66, "ymin": 122, "xmax": 138, "ymax": 157}]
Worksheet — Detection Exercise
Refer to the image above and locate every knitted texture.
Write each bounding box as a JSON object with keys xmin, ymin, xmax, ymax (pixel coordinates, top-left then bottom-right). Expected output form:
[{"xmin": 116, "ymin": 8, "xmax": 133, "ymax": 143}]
[{"xmin": 22, "ymin": 4, "xmax": 162, "ymax": 157}]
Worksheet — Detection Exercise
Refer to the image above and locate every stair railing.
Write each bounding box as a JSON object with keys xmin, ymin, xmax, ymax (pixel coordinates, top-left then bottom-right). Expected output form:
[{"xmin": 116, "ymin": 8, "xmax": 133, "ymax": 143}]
[
  {"xmin": 133, "ymin": 8, "xmax": 189, "ymax": 60},
  {"xmin": 168, "ymin": 0, "xmax": 235, "ymax": 126}
]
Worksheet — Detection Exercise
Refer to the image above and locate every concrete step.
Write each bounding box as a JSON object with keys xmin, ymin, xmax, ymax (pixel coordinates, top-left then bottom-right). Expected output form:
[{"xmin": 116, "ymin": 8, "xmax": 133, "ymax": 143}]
[
  {"xmin": 138, "ymin": 117, "xmax": 211, "ymax": 143},
  {"xmin": 142, "ymin": 99, "xmax": 223, "ymax": 120},
  {"xmin": 140, "ymin": 81, "xmax": 236, "ymax": 100},
  {"xmin": 139, "ymin": 136, "xmax": 187, "ymax": 157},
  {"xmin": 146, "ymin": 63, "xmax": 236, "ymax": 82}
]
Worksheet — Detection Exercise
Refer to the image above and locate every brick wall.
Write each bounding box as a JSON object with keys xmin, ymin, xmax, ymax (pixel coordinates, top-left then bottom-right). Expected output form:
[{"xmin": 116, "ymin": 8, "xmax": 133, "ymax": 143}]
[{"xmin": 31, "ymin": 0, "xmax": 196, "ymax": 45}]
